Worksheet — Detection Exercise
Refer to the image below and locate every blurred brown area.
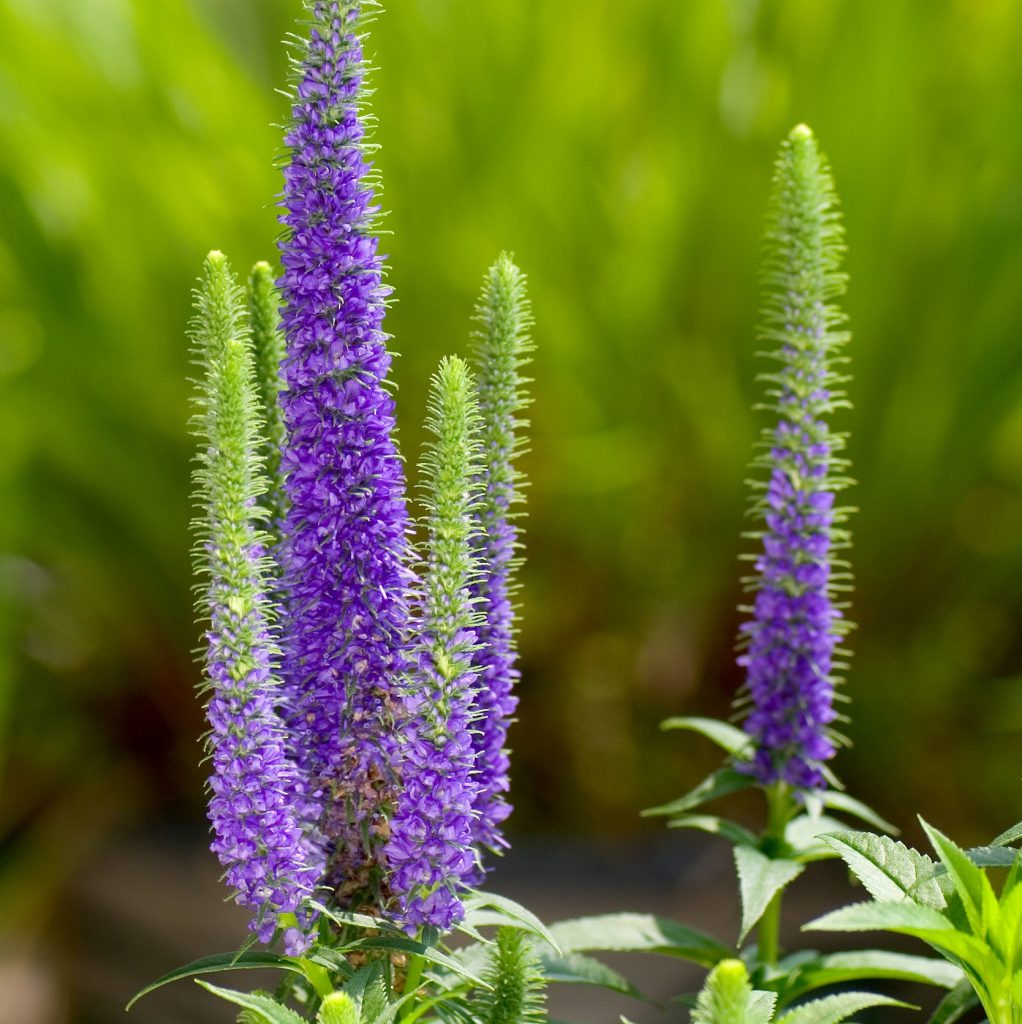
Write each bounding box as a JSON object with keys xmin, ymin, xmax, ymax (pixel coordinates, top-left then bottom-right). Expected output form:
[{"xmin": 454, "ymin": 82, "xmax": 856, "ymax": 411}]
[{"xmin": 2, "ymin": 0, "xmax": 1022, "ymax": 1020}]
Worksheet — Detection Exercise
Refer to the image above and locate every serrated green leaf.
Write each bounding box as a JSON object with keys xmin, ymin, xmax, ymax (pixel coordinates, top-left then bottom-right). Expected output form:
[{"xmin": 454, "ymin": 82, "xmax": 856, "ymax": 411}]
[
  {"xmin": 806, "ymin": 900, "xmax": 954, "ymax": 935},
  {"xmin": 775, "ymin": 991, "xmax": 909, "ymax": 1024},
  {"xmin": 549, "ymin": 912, "xmax": 730, "ymax": 966},
  {"xmin": 992, "ymin": 822, "xmax": 1022, "ymax": 848},
  {"xmin": 965, "ymin": 846, "xmax": 1019, "ymax": 868},
  {"xmin": 785, "ymin": 815, "xmax": 848, "ymax": 861},
  {"xmin": 660, "ymin": 717, "xmax": 752, "ymax": 756},
  {"xmin": 462, "ymin": 890, "xmax": 560, "ymax": 951},
  {"xmin": 667, "ymin": 815, "xmax": 759, "ymax": 848},
  {"xmin": 643, "ymin": 768, "xmax": 755, "ymax": 818},
  {"xmin": 927, "ymin": 980, "xmax": 979, "ymax": 1024},
  {"xmin": 342, "ymin": 961, "xmax": 387, "ymax": 1016},
  {"xmin": 734, "ymin": 847, "xmax": 805, "ymax": 942},
  {"xmin": 536, "ymin": 950, "xmax": 648, "ymax": 1001},
  {"xmin": 819, "ymin": 792, "xmax": 897, "ymax": 834},
  {"xmin": 319, "ymin": 992, "xmax": 358, "ymax": 1024},
  {"xmin": 790, "ymin": 949, "xmax": 962, "ymax": 999},
  {"xmin": 360, "ymin": 977, "xmax": 390, "ymax": 1024},
  {"xmin": 920, "ymin": 820, "xmax": 992, "ymax": 935},
  {"xmin": 820, "ymin": 831, "xmax": 948, "ymax": 908},
  {"xmin": 195, "ymin": 981, "xmax": 306, "ymax": 1024},
  {"xmin": 126, "ymin": 951, "xmax": 305, "ymax": 1009},
  {"xmin": 309, "ymin": 901, "xmax": 399, "ymax": 934}
]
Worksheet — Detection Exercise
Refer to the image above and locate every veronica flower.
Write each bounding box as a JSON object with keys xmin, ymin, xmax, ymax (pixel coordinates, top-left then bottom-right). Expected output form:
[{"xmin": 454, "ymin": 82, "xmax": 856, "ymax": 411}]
[
  {"xmin": 468, "ymin": 254, "xmax": 533, "ymax": 866},
  {"xmin": 276, "ymin": 0, "xmax": 413, "ymax": 902},
  {"xmin": 189, "ymin": 251, "xmax": 320, "ymax": 953},
  {"xmin": 386, "ymin": 356, "xmax": 483, "ymax": 931},
  {"xmin": 735, "ymin": 125, "xmax": 853, "ymax": 792}
]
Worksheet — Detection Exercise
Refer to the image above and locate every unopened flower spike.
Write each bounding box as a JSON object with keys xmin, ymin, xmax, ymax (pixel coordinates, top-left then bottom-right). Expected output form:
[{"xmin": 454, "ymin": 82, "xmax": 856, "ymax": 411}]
[
  {"xmin": 276, "ymin": 0, "xmax": 414, "ymax": 907},
  {"xmin": 476, "ymin": 927, "xmax": 548, "ymax": 1024},
  {"xmin": 386, "ymin": 355, "xmax": 485, "ymax": 932},
  {"xmin": 246, "ymin": 261, "xmax": 288, "ymax": 539},
  {"xmin": 189, "ymin": 250, "xmax": 321, "ymax": 954},
  {"xmin": 468, "ymin": 253, "xmax": 533, "ymax": 868},
  {"xmin": 734, "ymin": 124, "xmax": 854, "ymax": 793}
]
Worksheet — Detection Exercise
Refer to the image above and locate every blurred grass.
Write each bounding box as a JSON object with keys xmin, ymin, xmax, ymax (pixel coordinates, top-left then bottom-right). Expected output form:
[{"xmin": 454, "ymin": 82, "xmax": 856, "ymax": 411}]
[{"xmin": 2, "ymin": 0, "xmax": 1022, "ymax": 944}]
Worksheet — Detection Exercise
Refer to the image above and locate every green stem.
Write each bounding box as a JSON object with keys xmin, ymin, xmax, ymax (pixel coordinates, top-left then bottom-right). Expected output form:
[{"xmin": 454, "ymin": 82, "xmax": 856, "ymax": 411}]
[
  {"xmin": 401, "ymin": 953, "xmax": 426, "ymax": 1021},
  {"xmin": 757, "ymin": 783, "xmax": 793, "ymax": 968}
]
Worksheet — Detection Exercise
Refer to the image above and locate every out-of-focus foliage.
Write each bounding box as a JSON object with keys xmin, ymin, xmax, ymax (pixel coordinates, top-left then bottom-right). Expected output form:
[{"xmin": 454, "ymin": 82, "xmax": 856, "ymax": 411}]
[{"xmin": 2, "ymin": 0, "xmax": 1022, "ymax": 941}]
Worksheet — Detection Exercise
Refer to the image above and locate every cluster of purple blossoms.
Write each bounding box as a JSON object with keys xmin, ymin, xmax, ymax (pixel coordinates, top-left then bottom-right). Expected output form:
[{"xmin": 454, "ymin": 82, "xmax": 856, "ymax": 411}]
[
  {"xmin": 275, "ymin": 0, "xmax": 414, "ymax": 902},
  {"xmin": 192, "ymin": 1, "xmax": 532, "ymax": 945},
  {"xmin": 735, "ymin": 125, "xmax": 851, "ymax": 792}
]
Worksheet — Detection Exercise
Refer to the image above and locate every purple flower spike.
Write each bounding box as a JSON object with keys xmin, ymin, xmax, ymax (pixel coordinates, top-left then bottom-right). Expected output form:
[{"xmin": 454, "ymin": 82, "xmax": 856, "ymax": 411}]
[
  {"xmin": 468, "ymin": 255, "xmax": 533, "ymax": 872},
  {"xmin": 190, "ymin": 251, "xmax": 321, "ymax": 952},
  {"xmin": 735, "ymin": 125, "xmax": 853, "ymax": 792},
  {"xmin": 386, "ymin": 357, "xmax": 484, "ymax": 932},
  {"xmin": 276, "ymin": 0, "xmax": 413, "ymax": 905}
]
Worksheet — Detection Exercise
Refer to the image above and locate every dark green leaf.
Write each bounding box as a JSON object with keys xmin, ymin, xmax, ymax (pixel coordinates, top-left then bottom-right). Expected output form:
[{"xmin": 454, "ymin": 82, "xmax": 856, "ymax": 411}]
[
  {"xmin": 549, "ymin": 912, "xmax": 730, "ymax": 965},
  {"xmin": 126, "ymin": 951, "xmax": 305, "ymax": 1009},
  {"xmin": 806, "ymin": 900, "xmax": 954, "ymax": 935},
  {"xmin": 643, "ymin": 769, "xmax": 755, "ymax": 818},
  {"xmin": 927, "ymin": 980, "xmax": 980, "ymax": 1024},
  {"xmin": 659, "ymin": 717, "xmax": 752, "ymax": 756},
  {"xmin": 819, "ymin": 792, "xmax": 897, "ymax": 834},
  {"xmin": 790, "ymin": 949, "xmax": 962, "ymax": 998},
  {"xmin": 194, "ymin": 981, "xmax": 306, "ymax": 1024},
  {"xmin": 462, "ymin": 890, "xmax": 560, "ymax": 951},
  {"xmin": 920, "ymin": 820, "xmax": 990, "ymax": 935},
  {"xmin": 536, "ymin": 950, "xmax": 648, "ymax": 1001},
  {"xmin": 734, "ymin": 847, "xmax": 805, "ymax": 942},
  {"xmin": 345, "ymin": 937, "xmax": 489, "ymax": 988},
  {"xmin": 775, "ymin": 991, "xmax": 910, "ymax": 1024},
  {"xmin": 667, "ymin": 814, "xmax": 759, "ymax": 848},
  {"xmin": 966, "ymin": 846, "xmax": 1018, "ymax": 868},
  {"xmin": 991, "ymin": 822, "xmax": 1022, "ymax": 848}
]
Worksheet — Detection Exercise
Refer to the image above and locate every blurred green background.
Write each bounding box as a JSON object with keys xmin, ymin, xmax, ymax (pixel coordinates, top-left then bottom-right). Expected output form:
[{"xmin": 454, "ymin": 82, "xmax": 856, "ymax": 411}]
[{"xmin": 2, "ymin": 0, "xmax": 1022, "ymax": 1014}]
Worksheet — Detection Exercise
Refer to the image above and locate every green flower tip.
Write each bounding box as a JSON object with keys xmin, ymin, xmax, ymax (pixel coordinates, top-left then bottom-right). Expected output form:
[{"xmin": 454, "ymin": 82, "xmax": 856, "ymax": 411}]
[
  {"xmin": 252, "ymin": 260, "xmax": 273, "ymax": 276},
  {"xmin": 789, "ymin": 122, "xmax": 813, "ymax": 142},
  {"xmin": 206, "ymin": 249, "xmax": 226, "ymax": 265}
]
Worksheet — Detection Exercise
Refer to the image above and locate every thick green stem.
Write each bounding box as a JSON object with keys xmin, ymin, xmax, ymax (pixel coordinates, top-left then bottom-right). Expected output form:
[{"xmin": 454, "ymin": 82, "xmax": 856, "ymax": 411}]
[
  {"xmin": 401, "ymin": 953, "xmax": 426, "ymax": 1020},
  {"xmin": 757, "ymin": 783, "xmax": 793, "ymax": 968}
]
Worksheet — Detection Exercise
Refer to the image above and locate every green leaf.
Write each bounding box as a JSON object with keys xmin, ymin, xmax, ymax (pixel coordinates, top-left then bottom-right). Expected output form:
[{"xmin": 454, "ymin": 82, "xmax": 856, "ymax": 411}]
[
  {"xmin": 643, "ymin": 768, "xmax": 755, "ymax": 818},
  {"xmin": 927, "ymin": 980, "xmax": 980, "ymax": 1024},
  {"xmin": 920, "ymin": 820, "xmax": 992, "ymax": 935},
  {"xmin": 660, "ymin": 717, "xmax": 752, "ymax": 757},
  {"xmin": 784, "ymin": 815, "xmax": 848, "ymax": 861},
  {"xmin": 806, "ymin": 900, "xmax": 954, "ymax": 934},
  {"xmin": 310, "ymin": 901, "xmax": 400, "ymax": 934},
  {"xmin": 820, "ymin": 831, "xmax": 948, "ymax": 908},
  {"xmin": 734, "ymin": 847, "xmax": 805, "ymax": 942},
  {"xmin": 818, "ymin": 792, "xmax": 897, "ymax": 834},
  {"xmin": 194, "ymin": 981, "xmax": 306, "ymax": 1024},
  {"xmin": 966, "ymin": 846, "xmax": 1019, "ymax": 868},
  {"xmin": 667, "ymin": 815, "xmax": 759, "ymax": 848},
  {"xmin": 342, "ymin": 962, "xmax": 387, "ymax": 1016},
  {"xmin": 344, "ymin": 936, "xmax": 489, "ymax": 989},
  {"xmin": 549, "ymin": 912, "xmax": 730, "ymax": 965},
  {"xmin": 775, "ymin": 991, "xmax": 909, "ymax": 1024},
  {"xmin": 462, "ymin": 890, "xmax": 560, "ymax": 951},
  {"xmin": 992, "ymin": 822, "xmax": 1022, "ymax": 848},
  {"xmin": 790, "ymin": 949, "xmax": 962, "ymax": 997},
  {"xmin": 535, "ymin": 950, "xmax": 648, "ymax": 1001},
  {"xmin": 319, "ymin": 992, "xmax": 358, "ymax": 1024},
  {"xmin": 126, "ymin": 951, "xmax": 305, "ymax": 1009}
]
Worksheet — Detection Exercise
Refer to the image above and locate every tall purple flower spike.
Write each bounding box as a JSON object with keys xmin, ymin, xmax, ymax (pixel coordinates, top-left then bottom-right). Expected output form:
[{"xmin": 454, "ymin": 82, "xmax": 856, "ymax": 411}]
[
  {"xmin": 191, "ymin": 251, "xmax": 321, "ymax": 954},
  {"xmin": 386, "ymin": 357, "xmax": 484, "ymax": 932},
  {"xmin": 735, "ymin": 125, "xmax": 853, "ymax": 792},
  {"xmin": 276, "ymin": 0, "xmax": 413, "ymax": 905},
  {"xmin": 468, "ymin": 255, "xmax": 533, "ymax": 871}
]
